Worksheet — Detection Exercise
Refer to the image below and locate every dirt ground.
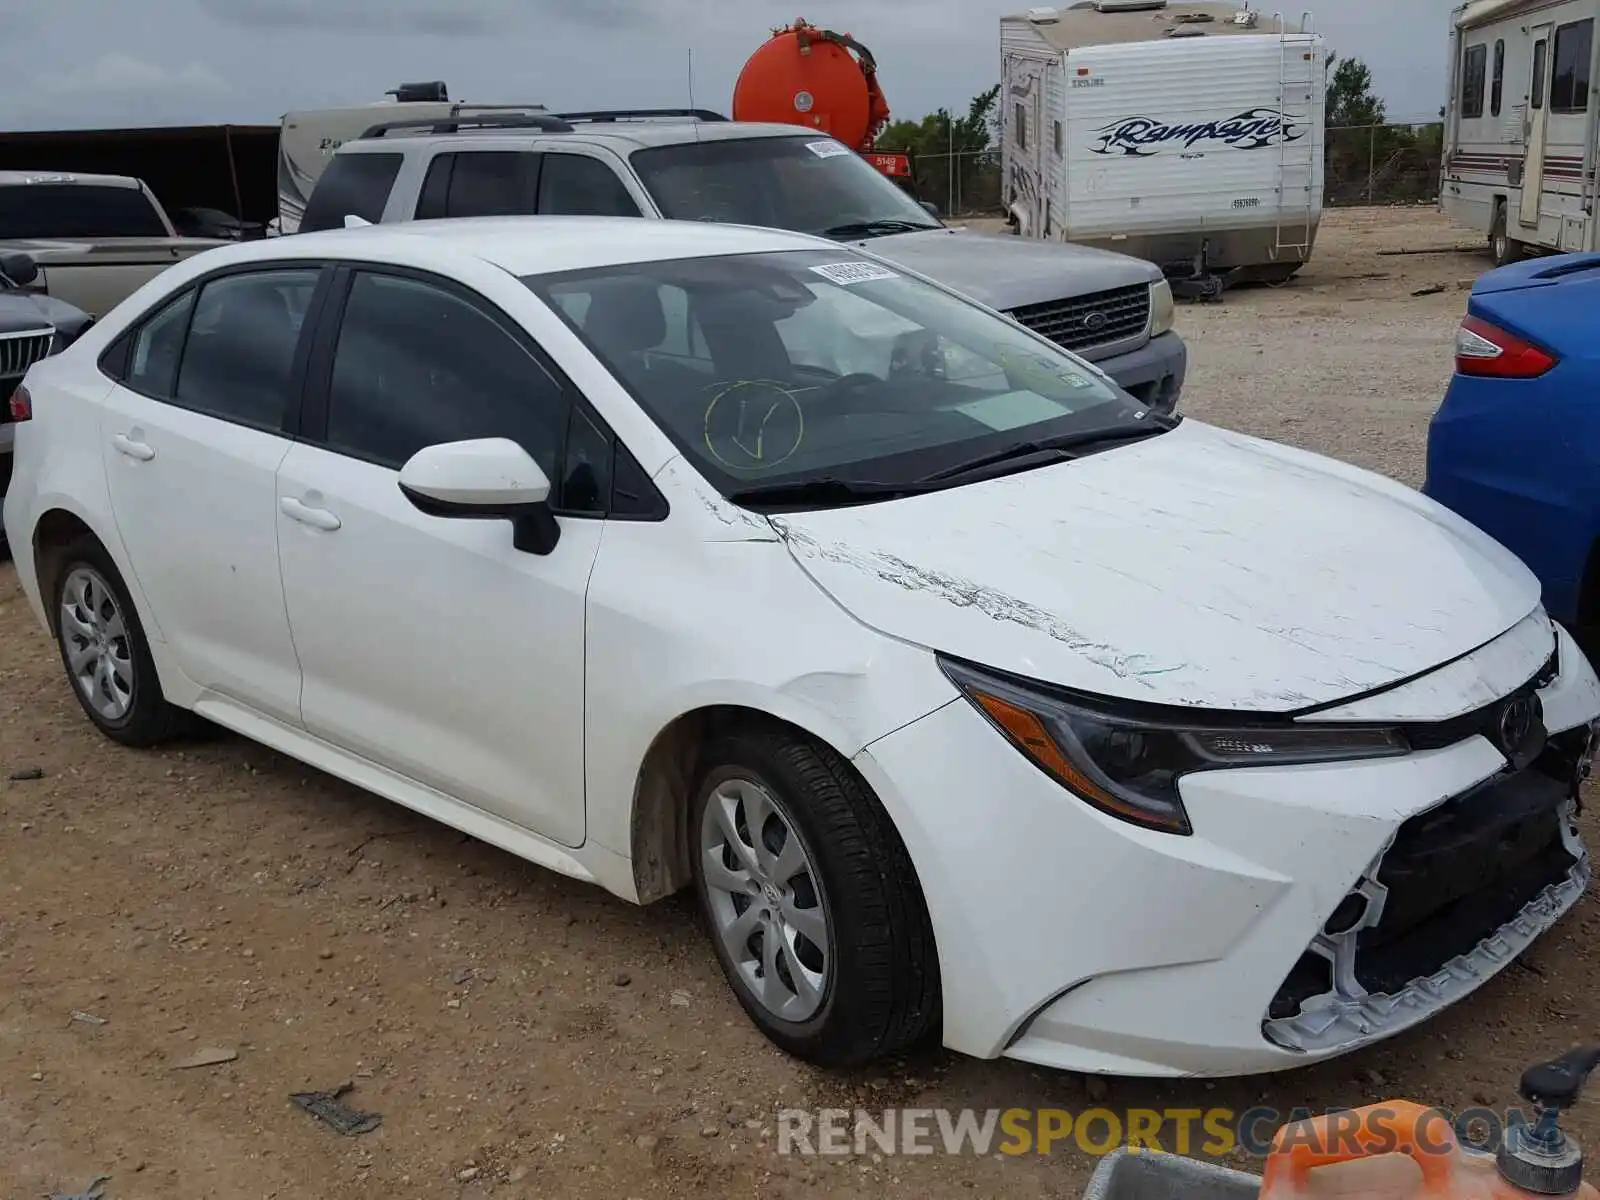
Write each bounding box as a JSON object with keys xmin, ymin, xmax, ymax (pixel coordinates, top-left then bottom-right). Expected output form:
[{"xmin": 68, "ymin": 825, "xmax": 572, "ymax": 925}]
[{"xmin": 5, "ymin": 206, "xmax": 1598, "ymax": 1200}]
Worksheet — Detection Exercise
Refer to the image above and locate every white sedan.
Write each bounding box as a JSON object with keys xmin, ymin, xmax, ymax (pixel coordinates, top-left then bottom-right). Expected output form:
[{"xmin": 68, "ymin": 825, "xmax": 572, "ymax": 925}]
[{"xmin": 5, "ymin": 216, "xmax": 1598, "ymax": 1077}]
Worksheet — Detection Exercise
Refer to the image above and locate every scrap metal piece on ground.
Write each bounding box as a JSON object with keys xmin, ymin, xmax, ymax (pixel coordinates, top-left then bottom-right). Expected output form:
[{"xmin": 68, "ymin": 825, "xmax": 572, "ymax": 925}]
[
  {"xmin": 290, "ymin": 1082, "xmax": 382, "ymax": 1136},
  {"xmin": 170, "ymin": 1046, "xmax": 238, "ymax": 1070},
  {"xmin": 51, "ymin": 1175, "xmax": 111, "ymax": 1200}
]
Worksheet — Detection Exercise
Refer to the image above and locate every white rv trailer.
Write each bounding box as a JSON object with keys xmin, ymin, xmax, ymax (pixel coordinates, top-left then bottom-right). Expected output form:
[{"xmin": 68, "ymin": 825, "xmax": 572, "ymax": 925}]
[
  {"xmin": 999, "ymin": 1, "xmax": 1326, "ymax": 287},
  {"xmin": 277, "ymin": 83, "xmax": 549, "ymax": 234},
  {"xmin": 1441, "ymin": 0, "xmax": 1598, "ymax": 264}
]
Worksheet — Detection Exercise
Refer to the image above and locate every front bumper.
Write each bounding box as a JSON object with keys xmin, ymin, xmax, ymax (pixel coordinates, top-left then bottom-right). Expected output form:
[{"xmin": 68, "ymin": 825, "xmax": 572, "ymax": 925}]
[
  {"xmin": 1086, "ymin": 330, "xmax": 1187, "ymax": 415},
  {"xmin": 853, "ymin": 622, "xmax": 1600, "ymax": 1077}
]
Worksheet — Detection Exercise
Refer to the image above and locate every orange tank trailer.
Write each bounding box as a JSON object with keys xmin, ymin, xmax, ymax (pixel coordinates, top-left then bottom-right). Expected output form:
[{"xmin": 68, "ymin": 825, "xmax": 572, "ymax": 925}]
[{"xmin": 732, "ymin": 19, "xmax": 912, "ymax": 184}]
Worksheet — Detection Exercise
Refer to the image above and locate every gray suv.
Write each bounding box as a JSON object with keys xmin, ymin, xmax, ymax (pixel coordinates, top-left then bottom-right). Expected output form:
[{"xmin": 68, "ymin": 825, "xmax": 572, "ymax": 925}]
[{"xmin": 300, "ymin": 111, "xmax": 1187, "ymax": 412}]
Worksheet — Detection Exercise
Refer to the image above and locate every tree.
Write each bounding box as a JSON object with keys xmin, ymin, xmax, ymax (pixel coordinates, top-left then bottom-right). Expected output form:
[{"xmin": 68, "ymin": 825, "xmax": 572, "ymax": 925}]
[
  {"xmin": 877, "ymin": 85, "xmax": 1002, "ymax": 214},
  {"xmin": 1325, "ymin": 54, "xmax": 1387, "ymax": 127}
]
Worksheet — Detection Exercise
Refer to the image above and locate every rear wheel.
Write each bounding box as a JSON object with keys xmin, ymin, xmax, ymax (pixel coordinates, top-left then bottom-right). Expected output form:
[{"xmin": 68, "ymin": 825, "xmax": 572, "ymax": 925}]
[
  {"xmin": 50, "ymin": 536, "xmax": 190, "ymax": 747},
  {"xmin": 690, "ymin": 726, "xmax": 939, "ymax": 1068},
  {"xmin": 1491, "ymin": 206, "xmax": 1522, "ymax": 267}
]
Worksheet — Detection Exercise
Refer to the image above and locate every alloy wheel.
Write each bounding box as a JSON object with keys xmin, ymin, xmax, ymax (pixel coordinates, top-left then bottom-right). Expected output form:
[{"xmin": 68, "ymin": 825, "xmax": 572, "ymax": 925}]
[
  {"xmin": 699, "ymin": 775, "xmax": 831, "ymax": 1022},
  {"xmin": 60, "ymin": 566, "xmax": 135, "ymax": 722}
]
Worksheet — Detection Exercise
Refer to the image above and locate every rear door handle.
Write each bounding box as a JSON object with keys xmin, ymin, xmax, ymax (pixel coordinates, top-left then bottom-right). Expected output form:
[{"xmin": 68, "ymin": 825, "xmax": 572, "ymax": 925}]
[
  {"xmin": 111, "ymin": 433, "xmax": 155, "ymax": 461},
  {"xmin": 279, "ymin": 496, "xmax": 342, "ymax": 532}
]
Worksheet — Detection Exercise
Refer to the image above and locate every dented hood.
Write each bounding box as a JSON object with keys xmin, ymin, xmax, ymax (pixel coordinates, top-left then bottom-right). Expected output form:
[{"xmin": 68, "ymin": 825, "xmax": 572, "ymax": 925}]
[{"xmin": 769, "ymin": 420, "xmax": 1541, "ymax": 713}]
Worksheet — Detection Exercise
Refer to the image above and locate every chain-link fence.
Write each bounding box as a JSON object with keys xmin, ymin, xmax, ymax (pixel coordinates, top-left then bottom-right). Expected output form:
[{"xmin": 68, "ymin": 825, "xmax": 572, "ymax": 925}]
[
  {"xmin": 1325, "ymin": 122, "xmax": 1444, "ymax": 207},
  {"xmin": 905, "ymin": 149, "xmax": 1004, "ymax": 218},
  {"xmin": 901, "ymin": 122, "xmax": 1444, "ymax": 218}
]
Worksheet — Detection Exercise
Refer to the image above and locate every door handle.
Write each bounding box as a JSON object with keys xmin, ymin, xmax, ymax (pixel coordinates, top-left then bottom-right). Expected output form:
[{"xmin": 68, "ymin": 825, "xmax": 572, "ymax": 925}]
[
  {"xmin": 111, "ymin": 433, "xmax": 155, "ymax": 461},
  {"xmin": 280, "ymin": 496, "xmax": 342, "ymax": 532}
]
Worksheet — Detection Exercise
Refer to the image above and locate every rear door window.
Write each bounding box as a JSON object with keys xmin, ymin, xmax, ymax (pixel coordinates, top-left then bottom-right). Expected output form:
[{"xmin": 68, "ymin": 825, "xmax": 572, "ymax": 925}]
[
  {"xmin": 172, "ymin": 268, "xmax": 321, "ymax": 430},
  {"xmin": 426, "ymin": 151, "xmax": 537, "ymax": 218},
  {"xmin": 536, "ymin": 154, "xmax": 642, "ymax": 216},
  {"xmin": 300, "ymin": 153, "xmax": 403, "ymax": 232}
]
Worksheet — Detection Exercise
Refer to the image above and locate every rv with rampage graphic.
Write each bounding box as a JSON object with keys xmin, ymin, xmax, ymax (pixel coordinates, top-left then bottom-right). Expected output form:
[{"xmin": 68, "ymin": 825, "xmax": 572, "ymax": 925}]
[{"xmin": 1000, "ymin": 0, "xmax": 1326, "ymax": 292}]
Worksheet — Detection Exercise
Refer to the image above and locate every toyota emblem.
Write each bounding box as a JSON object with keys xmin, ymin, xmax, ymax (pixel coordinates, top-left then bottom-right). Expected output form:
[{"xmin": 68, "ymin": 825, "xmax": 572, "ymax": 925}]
[
  {"xmin": 1082, "ymin": 311, "xmax": 1109, "ymax": 332},
  {"xmin": 1497, "ymin": 695, "xmax": 1538, "ymax": 757}
]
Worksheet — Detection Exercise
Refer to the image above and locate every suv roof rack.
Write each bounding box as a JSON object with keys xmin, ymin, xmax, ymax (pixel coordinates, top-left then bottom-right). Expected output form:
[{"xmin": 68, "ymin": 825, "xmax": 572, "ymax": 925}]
[
  {"xmin": 359, "ymin": 113, "xmax": 576, "ymax": 138},
  {"xmin": 554, "ymin": 108, "xmax": 728, "ymax": 123}
]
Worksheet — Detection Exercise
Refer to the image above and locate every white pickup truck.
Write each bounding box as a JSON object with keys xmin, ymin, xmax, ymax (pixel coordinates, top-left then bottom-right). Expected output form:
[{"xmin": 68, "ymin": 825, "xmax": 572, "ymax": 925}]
[{"xmin": 0, "ymin": 171, "xmax": 232, "ymax": 317}]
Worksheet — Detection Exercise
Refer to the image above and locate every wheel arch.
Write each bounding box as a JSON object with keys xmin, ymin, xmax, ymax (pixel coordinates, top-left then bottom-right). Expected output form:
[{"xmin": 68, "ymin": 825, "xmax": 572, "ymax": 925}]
[
  {"xmin": 26, "ymin": 500, "xmax": 195, "ymax": 711},
  {"xmin": 30, "ymin": 503, "xmax": 136, "ymax": 636},
  {"xmin": 626, "ymin": 700, "xmax": 880, "ymax": 906}
]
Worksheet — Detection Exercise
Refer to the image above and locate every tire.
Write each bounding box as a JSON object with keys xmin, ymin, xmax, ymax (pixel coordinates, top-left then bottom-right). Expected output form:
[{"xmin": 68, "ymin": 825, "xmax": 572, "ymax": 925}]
[
  {"xmin": 689, "ymin": 727, "xmax": 940, "ymax": 1068},
  {"xmin": 49, "ymin": 535, "xmax": 190, "ymax": 747},
  {"xmin": 1491, "ymin": 207, "xmax": 1522, "ymax": 267}
]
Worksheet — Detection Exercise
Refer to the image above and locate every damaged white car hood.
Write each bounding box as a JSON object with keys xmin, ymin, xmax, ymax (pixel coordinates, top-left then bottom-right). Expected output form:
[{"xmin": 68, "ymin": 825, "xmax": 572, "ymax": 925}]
[{"xmin": 769, "ymin": 420, "xmax": 1542, "ymax": 712}]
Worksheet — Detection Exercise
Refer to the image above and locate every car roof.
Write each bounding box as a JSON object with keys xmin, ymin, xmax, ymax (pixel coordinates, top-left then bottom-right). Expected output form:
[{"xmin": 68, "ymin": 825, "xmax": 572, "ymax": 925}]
[
  {"xmin": 339, "ymin": 120, "xmax": 836, "ymax": 154},
  {"xmin": 214, "ymin": 216, "xmax": 838, "ymax": 276},
  {"xmin": 0, "ymin": 170, "xmax": 143, "ymax": 189}
]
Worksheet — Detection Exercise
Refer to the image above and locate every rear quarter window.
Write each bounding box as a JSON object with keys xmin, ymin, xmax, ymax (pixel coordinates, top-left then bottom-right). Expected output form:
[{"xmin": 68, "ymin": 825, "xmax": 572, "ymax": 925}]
[{"xmin": 300, "ymin": 152, "xmax": 404, "ymax": 232}]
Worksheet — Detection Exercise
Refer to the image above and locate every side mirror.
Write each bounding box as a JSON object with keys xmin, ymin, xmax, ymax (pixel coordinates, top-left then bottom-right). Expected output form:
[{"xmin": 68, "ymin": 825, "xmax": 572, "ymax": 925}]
[
  {"xmin": 397, "ymin": 437, "xmax": 560, "ymax": 555},
  {"xmin": 0, "ymin": 250, "xmax": 39, "ymax": 288},
  {"xmin": 919, "ymin": 200, "xmax": 940, "ymax": 219}
]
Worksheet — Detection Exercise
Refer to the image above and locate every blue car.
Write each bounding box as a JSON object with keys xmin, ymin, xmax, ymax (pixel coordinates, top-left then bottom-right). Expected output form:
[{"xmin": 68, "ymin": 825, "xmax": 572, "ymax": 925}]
[{"xmin": 1424, "ymin": 251, "xmax": 1600, "ymax": 651}]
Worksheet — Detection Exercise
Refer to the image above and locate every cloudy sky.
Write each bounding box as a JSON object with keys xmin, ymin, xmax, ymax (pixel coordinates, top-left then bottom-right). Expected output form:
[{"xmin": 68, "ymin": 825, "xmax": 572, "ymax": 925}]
[{"xmin": 3, "ymin": 0, "xmax": 1459, "ymax": 132}]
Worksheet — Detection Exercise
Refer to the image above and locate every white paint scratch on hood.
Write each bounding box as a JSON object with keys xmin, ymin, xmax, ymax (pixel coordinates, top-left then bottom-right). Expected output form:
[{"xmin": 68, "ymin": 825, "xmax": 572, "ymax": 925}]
[{"xmin": 771, "ymin": 420, "xmax": 1540, "ymax": 712}]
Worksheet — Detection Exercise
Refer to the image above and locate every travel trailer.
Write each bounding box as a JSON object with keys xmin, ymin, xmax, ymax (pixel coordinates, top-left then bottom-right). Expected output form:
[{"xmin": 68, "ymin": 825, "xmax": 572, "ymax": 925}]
[
  {"xmin": 277, "ymin": 82, "xmax": 550, "ymax": 234},
  {"xmin": 999, "ymin": 1, "xmax": 1325, "ymax": 291},
  {"xmin": 1441, "ymin": 0, "xmax": 1597, "ymax": 263}
]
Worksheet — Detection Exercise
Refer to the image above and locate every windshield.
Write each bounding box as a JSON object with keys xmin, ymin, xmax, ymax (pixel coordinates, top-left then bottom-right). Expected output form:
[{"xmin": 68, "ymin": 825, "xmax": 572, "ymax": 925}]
[
  {"xmin": 524, "ymin": 249, "xmax": 1158, "ymax": 504},
  {"xmin": 629, "ymin": 136, "xmax": 942, "ymax": 238}
]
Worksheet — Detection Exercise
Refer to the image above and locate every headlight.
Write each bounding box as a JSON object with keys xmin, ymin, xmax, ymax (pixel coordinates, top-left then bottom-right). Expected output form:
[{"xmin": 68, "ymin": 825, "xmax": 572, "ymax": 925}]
[
  {"xmin": 939, "ymin": 657, "xmax": 1409, "ymax": 835},
  {"xmin": 1149, "ymin": 278, "xmax": 1175, "ymax": 337}
]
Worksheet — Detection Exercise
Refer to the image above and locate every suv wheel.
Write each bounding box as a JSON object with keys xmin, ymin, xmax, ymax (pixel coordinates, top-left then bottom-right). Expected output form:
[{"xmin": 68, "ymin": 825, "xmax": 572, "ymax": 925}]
[
  {"xmin": 51, "ymin": 536, "xmax": 190, "ymax": 747},
  {"xmin": 690, "ymin": 727, "xmax": 940, "ymax": 1067}
]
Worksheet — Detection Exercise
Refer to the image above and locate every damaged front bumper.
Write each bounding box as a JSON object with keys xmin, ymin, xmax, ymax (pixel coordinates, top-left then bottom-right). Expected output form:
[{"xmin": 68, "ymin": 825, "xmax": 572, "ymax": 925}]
[
  {"xmin": 1264, "ymin": 737, "xmax": 1592, "ymax": 1055},
  {"xmin": 854, "ymin": 621, "xmax": 1600, "ymax": 1077}
]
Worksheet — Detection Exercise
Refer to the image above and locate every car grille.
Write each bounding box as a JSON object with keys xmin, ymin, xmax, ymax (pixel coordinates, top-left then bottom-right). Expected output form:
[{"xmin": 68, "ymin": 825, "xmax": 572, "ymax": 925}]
[
  {"xmin": 0, "ymin": 329, "xmax": 53, "ymax": 386},
  {"xmin": 1007, "ymin": 283, "xmax": 1151, "ymax": 354},
  {"xmin": 0, "ymin": 329, "xmax": 52, "ymax": 425}
]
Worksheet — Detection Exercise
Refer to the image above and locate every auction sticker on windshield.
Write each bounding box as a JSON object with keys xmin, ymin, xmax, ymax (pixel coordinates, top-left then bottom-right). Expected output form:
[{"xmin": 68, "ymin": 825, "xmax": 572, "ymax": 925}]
[
  {"xmin": 805, "ymin": 140, "xmax": 852, "ymax": 158},
  {"xmin": 811, "ymin": 261, "xmax": 899, "ymax": 286}
]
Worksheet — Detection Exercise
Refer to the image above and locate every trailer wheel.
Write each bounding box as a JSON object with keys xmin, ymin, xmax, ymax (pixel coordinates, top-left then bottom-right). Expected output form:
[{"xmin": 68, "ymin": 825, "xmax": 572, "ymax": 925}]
[{"xmin": 1491, "ymin": 206, "xmax": 1522, "ymax": 267}]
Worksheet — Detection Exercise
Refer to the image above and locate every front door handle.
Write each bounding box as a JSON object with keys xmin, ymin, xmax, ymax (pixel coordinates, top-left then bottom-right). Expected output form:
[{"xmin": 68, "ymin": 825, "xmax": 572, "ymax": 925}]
[
  {"xmin": 111, "ymin": 433, "xmax": 155, "ymax": 461},
  {"xmin": 280, "ymin": 496, "xmax": 342, "ymax": 532}
]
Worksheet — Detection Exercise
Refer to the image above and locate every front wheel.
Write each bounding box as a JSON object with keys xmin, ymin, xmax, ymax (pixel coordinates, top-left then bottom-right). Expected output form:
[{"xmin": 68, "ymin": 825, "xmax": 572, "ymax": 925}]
[{"xmin": 690, "ymin": 728, "xmax": 940, "ymax": 1067}]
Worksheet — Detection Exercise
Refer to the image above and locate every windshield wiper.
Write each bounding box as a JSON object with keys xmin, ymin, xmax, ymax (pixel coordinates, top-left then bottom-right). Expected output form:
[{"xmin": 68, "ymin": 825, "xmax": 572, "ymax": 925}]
[
  {"xmin": 920, "ymin": 421, "xmax": 1174, "ymax": 484},
  {"xmin": 819, "ymin": 219, "xmax": 941, "ymax": 239},
  {"xmin": 726, "ymin": 475, "xmax": 936, "ymax": 509}
]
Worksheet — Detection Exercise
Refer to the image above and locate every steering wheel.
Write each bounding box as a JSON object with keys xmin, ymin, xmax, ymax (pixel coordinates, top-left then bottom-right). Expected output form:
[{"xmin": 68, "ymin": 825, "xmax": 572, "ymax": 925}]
[{"xmin": 805, "ymin": 372, "xmax": 882, "ymax": 411}]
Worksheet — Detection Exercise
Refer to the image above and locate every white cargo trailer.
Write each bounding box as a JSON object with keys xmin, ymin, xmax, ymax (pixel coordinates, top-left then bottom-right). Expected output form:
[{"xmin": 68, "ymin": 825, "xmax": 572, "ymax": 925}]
[
  {"xmin": 1440, "ymin": 0, "xmax": 1598, "ymax": 265},
  {"xmin": 999, "ymin": 1, "xmax": 1326, "ymax": 290}
]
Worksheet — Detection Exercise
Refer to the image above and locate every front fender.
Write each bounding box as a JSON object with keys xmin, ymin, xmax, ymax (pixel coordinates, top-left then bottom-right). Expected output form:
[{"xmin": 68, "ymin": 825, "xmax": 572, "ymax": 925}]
[{"xmin": 581, "ymin": 526, "xmax": 956, "ymax": 863}]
